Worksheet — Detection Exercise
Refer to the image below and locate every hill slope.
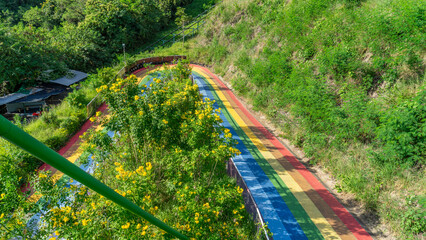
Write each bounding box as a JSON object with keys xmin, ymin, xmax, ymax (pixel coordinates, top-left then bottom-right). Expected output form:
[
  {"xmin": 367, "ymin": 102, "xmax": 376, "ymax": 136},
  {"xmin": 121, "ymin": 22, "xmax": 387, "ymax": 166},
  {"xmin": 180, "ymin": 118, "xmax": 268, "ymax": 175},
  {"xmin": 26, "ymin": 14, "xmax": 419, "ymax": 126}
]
[{"xmin": 144, "ymin": 0, "xmax": 425, "ymax": 238}]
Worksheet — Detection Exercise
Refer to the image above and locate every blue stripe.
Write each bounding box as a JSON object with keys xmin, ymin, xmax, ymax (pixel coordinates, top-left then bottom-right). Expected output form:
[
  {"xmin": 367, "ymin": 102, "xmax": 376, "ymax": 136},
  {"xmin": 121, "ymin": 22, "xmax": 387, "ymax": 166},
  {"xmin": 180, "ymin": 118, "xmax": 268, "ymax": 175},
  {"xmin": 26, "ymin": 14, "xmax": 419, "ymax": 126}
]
[{"xmin": 193, "ymin": 72, "xmax": 307, "ymax": 240}]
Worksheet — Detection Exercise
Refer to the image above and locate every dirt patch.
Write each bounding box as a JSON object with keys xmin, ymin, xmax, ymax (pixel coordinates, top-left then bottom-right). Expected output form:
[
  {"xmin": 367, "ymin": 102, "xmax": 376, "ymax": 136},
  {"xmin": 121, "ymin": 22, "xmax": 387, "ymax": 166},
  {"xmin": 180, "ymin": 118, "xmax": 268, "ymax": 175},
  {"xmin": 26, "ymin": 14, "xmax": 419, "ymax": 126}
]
[{"xmin": 215, "ymin": 72, "xmax": 396, "ymax": 240}]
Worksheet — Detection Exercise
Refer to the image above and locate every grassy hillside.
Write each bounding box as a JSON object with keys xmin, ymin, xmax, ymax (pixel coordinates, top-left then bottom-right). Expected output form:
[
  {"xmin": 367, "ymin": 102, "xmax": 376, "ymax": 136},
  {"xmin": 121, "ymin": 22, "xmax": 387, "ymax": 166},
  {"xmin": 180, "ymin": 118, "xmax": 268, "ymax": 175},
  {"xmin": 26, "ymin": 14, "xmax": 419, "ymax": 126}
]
[{"xmin": 142, "ymin": 0, "xmax": 426, "ymax": 237}]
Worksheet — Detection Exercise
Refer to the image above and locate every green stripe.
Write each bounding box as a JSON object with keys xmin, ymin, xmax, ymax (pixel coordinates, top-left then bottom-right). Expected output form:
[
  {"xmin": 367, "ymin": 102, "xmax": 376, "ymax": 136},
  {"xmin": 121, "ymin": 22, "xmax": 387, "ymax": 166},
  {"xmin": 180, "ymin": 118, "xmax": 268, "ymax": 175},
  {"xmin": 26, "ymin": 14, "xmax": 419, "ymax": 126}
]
[{"xmin": 194, "ymin": 71, "xmax": 324, "ymax": 240}]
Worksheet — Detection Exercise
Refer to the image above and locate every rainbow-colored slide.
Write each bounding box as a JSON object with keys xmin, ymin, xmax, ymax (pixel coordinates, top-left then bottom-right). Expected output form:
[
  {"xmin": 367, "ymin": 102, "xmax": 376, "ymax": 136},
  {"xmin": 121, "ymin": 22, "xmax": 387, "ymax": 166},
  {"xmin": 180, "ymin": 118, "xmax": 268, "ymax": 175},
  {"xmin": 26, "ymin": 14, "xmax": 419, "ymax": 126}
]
[
  {"xmin": 181, "ymin": 65, "xmax": 372, "ymax": 240},
  {"xmin": 27, "ymin": 62, "xmax": 372, "ymax": 239}
]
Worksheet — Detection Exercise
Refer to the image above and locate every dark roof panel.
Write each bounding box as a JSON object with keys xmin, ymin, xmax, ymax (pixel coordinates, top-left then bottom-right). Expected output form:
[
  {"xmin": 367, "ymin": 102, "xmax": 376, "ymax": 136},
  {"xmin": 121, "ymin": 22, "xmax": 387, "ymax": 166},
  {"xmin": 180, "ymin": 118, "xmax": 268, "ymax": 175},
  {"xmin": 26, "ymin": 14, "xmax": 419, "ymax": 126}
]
[
  {"xmin": 49, "ymin": 70, "xmax": 88, "ymax": 86},
  {"xmin": 11, "ymin": 88, "xmax": 65, "ymax": 103},
  {"xmin": 0, "ymin": 88, "xmax": 43, "ymax": 105}
]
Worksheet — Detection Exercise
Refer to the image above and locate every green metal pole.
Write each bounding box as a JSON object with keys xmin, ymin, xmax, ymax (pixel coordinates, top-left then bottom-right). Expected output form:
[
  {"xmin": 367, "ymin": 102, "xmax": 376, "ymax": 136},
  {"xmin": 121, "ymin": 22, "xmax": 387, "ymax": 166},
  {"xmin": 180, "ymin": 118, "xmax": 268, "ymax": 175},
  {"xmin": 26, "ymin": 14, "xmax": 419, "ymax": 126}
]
[{"xmin": 0, "ymin": 115, "xmax": 188, "ymax": 240}]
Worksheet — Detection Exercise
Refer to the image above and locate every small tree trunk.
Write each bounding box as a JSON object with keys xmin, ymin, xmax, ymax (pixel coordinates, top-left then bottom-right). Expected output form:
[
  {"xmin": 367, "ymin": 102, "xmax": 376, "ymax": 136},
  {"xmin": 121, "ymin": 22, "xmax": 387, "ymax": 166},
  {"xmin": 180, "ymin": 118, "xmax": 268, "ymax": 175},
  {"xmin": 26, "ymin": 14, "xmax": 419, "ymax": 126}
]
[{"xmin": 183, "ymin": 22, "xmax": 185, "ymax": 46}]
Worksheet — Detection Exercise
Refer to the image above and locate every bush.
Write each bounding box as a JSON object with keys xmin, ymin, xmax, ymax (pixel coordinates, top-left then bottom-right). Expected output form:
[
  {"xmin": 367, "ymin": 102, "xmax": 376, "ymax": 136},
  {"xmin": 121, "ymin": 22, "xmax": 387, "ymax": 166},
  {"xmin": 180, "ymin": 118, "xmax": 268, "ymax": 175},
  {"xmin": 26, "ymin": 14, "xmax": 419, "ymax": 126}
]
[
  {"xmin": 401, "ymin": 194, "xmax": 426, "ymax": 236},
  {"xmin": 375, "ymin": 88, "xmax": 426, "ymax": 168}
]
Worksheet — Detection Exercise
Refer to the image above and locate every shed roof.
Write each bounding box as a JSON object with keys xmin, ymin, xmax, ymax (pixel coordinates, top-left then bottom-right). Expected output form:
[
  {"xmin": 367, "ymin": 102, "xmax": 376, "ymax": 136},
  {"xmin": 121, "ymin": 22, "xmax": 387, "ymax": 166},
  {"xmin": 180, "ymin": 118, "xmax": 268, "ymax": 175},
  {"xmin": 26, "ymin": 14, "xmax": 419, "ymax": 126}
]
[
  {"xmin": 0, "ymin": 88, "xmax": 43, "ymax": 106},
  {"xmin": 11, "ymin": 88, "xmax": 65, "ymax": 104},
  {"xmin": 49, "ymin": 70, "xmax": 88, "ymax": 86}
]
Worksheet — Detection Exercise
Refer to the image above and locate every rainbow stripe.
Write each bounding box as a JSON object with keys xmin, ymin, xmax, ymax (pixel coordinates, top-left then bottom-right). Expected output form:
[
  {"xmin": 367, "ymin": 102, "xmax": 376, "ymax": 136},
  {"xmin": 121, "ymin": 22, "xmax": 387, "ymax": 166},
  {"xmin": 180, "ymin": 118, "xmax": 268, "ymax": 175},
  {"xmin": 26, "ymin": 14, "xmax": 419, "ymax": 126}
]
[{"xmin": 138, "ymin": 65, "xmax": 372, "ymax": 239}]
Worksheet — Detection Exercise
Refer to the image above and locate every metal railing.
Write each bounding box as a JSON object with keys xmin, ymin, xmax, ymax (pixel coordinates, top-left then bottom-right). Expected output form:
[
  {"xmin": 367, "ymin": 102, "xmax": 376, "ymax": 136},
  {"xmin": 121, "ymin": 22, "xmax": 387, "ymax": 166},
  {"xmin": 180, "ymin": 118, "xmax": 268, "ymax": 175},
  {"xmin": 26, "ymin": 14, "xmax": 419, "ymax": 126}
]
[
  {"xmin": 141, "ymin": 5, "xmax": 215, "ymax": 53},
  {"xmin": 227, "ymin": 159, "xmax": 271, "ymax": 240},
  {"xmin": 86, "ymin": 93, "xmax": 102, "ymax": 118}
]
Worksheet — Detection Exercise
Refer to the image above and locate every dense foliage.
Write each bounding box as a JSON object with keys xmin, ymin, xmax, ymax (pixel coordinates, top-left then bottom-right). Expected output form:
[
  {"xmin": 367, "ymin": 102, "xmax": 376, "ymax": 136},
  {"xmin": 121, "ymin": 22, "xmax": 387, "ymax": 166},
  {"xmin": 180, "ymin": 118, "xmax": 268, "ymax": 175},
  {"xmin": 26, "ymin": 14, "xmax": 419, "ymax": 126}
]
[
  {"xmin": 0, "ymin": 0, "xmax": 194, "ymax": 94},
  {"xmin": 0, "ymin": 63, "xmax": 258, "ymax": 239},
  {"xmin": 147, "ymin": 0, "xmax": 425, "ymax": 237}
]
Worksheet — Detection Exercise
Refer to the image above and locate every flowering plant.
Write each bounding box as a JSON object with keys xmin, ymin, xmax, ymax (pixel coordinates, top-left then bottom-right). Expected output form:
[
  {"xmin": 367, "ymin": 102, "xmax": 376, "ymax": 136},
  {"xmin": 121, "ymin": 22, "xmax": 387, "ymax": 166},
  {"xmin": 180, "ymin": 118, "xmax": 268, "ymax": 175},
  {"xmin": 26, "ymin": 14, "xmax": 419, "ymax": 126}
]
[{"xmin": 2, "ymin": 62, "xmax": 258, "ymax": 239}]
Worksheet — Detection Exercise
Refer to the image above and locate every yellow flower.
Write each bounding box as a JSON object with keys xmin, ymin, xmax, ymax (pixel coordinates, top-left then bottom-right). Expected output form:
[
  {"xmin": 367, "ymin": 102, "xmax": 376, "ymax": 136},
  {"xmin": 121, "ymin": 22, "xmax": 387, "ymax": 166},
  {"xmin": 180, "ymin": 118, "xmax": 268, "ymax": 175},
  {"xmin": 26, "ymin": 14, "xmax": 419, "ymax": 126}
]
[
  {"xmin": 63, "ymin": 216, "xmax": 69, "ymax": 223},
  {"xmin": 114, "ymin": 162, "xmax": 121, "ymax": 166},
  {"xmin": 55, "ymin": 231, "xmax": 60, "ymax": 235},
  {"xmin": 49, "ymin": 238, "xmax": 56, "ymax": 240},
  {"xmin": 134, "ymin": 95, "xmax": 140, "ymax": 101},
  {"xmin": 136, "ymin": 223, "xmax": 142, "ymax": 229},
  {"xmin": 145, "ymin": 162, "xmax": 152, "ymax": 171},
  {"xmin": 39, "ymin": 173, "xmax": 48, "ymax": 178},
  {"xmin": 0, "ymin": 213, "xmax": 4, "ymax": 219},
  {"xmin": 82, "ymin": 219, "xmax": 89, "ymax": 226},
  {"xmin": 0, "ymin": 193, "xmax": 5, "ymax": 199},
  {"xmin": 96, "ymin": 111, "xmax": 101, "ymax": 117},
  {"xmin": 121, "ymin": 222, "xmax": 130, "ymax": 229},
  {"xmin": 162, "ymin": 119, "xmax": 168, "ymax": 124},
  {"xmin": 89, "ymin": 116, "xmax": 96, "ymax": 122},
  {"xmin": 141, "ymin": 231, "xmax": 146, "ymax": 236}
]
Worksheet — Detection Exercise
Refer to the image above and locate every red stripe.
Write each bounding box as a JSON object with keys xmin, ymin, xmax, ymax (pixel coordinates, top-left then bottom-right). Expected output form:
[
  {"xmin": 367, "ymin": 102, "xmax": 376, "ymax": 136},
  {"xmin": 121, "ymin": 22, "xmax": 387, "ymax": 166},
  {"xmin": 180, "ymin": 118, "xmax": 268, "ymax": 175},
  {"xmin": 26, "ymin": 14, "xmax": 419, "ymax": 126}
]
[
  {"xmin": 131, "ymin": 67, "xmax": 146, "ymax": 76},
  {"xmin": 194, "ymin": 65, "xmax": 372, "ymax": 240},
  {"xmin": 21, "ymin": 103, "xmax": 108, "ymax": 193}
]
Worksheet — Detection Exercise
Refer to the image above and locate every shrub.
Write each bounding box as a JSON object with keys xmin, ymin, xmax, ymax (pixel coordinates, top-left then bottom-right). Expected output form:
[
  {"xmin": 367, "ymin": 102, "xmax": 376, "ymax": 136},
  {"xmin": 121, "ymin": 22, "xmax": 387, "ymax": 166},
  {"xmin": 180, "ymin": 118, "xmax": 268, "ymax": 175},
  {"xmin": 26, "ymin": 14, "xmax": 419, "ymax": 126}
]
[
  {"xmin": 401, "ymin": 194, "xmax": 426, "ymax": 236},
  {"xmin": 375, "ymin": 88, "xmax": 426, "ymax": 168}
]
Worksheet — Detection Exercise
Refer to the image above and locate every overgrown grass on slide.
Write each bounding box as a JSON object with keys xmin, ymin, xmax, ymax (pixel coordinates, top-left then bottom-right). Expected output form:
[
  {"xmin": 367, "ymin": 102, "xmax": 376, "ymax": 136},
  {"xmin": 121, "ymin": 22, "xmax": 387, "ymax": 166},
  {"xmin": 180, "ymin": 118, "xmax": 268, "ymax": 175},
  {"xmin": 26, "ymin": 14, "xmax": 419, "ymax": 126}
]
[{"xmin": 141, "ymin": 0, "xmax": 425, "ymax": 238}]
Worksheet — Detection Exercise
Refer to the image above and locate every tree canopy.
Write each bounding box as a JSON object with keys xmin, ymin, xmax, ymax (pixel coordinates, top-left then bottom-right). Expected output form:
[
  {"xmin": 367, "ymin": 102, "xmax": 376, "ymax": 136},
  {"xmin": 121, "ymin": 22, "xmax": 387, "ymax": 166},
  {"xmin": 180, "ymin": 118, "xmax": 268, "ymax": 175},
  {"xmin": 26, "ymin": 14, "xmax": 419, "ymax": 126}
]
[{"xmin": 0, "ymin": 0, "xmax": 192, "ymax": 94}]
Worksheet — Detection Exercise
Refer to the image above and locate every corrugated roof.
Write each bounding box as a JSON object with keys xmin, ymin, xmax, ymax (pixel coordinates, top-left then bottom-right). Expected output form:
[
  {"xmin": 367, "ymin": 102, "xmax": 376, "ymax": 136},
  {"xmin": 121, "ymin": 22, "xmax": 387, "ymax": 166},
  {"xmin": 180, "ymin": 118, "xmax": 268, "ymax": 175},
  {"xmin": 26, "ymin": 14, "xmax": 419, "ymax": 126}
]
[
  {"xmin": 49, "ymin": 70, "xmax": 88, "ymax": 86},
  {"xmin": 11, "ymin": 88, "xmax": 65, "ymax": 103},
  {"xmin": 0, "ymin": 88, "xmax": 43, "ymax": 105}
]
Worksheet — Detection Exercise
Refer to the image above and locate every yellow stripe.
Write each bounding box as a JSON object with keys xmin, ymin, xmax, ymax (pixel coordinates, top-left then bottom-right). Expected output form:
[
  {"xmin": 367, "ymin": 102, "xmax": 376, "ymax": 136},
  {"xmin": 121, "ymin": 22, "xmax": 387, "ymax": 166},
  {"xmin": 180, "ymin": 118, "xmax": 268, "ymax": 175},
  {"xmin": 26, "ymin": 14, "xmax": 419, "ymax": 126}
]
[{"xmin": 194, "ymin": 67, "xmax": 341, "ymax": 239}]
